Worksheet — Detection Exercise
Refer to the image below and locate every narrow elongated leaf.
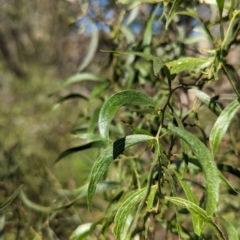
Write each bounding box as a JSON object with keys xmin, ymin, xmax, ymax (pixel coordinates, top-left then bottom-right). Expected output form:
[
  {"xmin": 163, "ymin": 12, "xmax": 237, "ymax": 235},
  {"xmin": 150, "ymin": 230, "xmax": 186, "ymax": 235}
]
[
  {"xmin": 70, "ymin": 223, "xmax": 93, "ymax": 240},
  {"xmin": 20, "ymin": 190, "xmax": 80, "ymax": 213},
  {"xmin": 187, "ymin": 157, "xmax": 240, "ymax": 195},
  {"xmin": 113, "ymin": 188, "xmax": 147, "ymax": 240},
  {"xmin": 209, "ymin": 99, "xmax": 240, "ymax": 157},
  {"xmin": 216, "ymin": 0, "xmax": 224, "ymax": 17},
  {"xmin": 121, "ymin": 26, "xmax": 135, "ymax": 44},
  {"xmin": 189, "ymin": 89, "xmax": 222, "ymax": 115},
  {"xmin": 172, "ymin": 169, "xmax": 203, "ymax": 236},
  {"xmin": 102, "ymin": 50, "xmax": 165, "ymax": 76},
  {"xmin": 166, "ymin": 0, "xmax": 184, "ymax": 29},
  {"xmin": 166, "ymin": 57, "xmax": 212, "ymax": 75},
  {"xmin": 176, "ymin": 9, "xmax": 214, "ymax": 42},
  {"xmin": 64, "ymin": 73, "xmax": 105, "ymax": 87},
  {"xmin": 70, "ymin": 220, "xmax": 102, "ymax": 240},
  {"xmin": 218, "ymin": 163, "xmax": 240, "ymax": 179},
  {"xmin": 99, "ymin": 90, "xmax": 157, "ymax": 139},
  {"xmin": 172, "ymin": 112, "xmax": 189, "ymax": 155},
  {"xmin": 143, "ymin": 5, "xmax": 159, "ymax": 54},
  {"xmin": 71, "ymin": 124, "xmax": 88, "ymax": 133},
  {"xmin": 74, "ymin": 133, "xmax": 105, "ymax": 142},
  {"xmin": 61, "ymin": 181, "xmax": 121, "ymax": 198},
  {"xmin": 87, "ymin": 134, "xmax": 155, "ymax": 211},
  {"xmin": 55, "ymin": 141, "xmax": 106, "ymax": 163},
  {"xmin": 89, "ymin": 82, "xmax": 110, "ymax": 100},
  {"xmin": 218, "ymin": 170, "xmax": 240, "ymax": 195},
  {"xmin": 127, "ymin": 125, "xmax": 152, "ymax": 136},
  {"xmin": 124, "ymin": 5, "xmax": 139, "ymax": 26},
  {"xmin": 223, "ymin": 64, "xmax": 240, "ymax": 95},
  {"xmin": 165, "ymin": 197, "xmax": 226, "ymax": 240},
  {"xmin": 20, "ymin": 182, "xmax": 119, "ymax": 215},
  {"xmin": 78, "ymin": 23, "xmax": 99, "ymax": 72},
  {"xmin": 153, "ymin": 57, "xmax": 165, "ymax": 75},
  {"xmin": 0, "ymin": 185, "xmax": 23, "ymax": 210},
  {"xmin": 53, "ymin": 93, "xmax": 88, "ymax": 110},
  {"xmin": 163, "ymin": 166, "xmax": 177, "ymax": 196},
  {"xmin": 146, "ymin": 185, "xmax": 158, "ymax": 211},
  {"xmin": 221, "ymin": 10, "xmax": 240, "ymax": 51},
  {"xmin": 168, "ymin": 125, "xmax": 219, "ymax": 216},
  {"xmin": 26, "ymin": 227, "xmax": 42, "ymax": 240},
  {"xmin": 101, "ymin": 50, "xmax": 155, "ymax": 61},
  {"xmin": 88, "ymin": 106, "xmax": 101, "ymax": 133},
  {"xmin": 172, "ymin": 169, "xmax": 198, "ymax": 205},
  {"xmin": 220, "ymin": 217, "xmax": 239, "ymax": 240}
]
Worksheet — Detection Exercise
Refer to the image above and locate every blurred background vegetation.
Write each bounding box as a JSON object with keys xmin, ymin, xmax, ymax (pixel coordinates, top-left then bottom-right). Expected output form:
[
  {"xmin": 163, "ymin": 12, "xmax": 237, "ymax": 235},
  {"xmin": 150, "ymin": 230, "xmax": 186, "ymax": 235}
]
[
  {"xmin": 0, "ymin": 0, "xmax": 111, "ymax": 238},
  {"xmin": 1, "ymin": 0, "xmax": 240, "ymax": 239}
]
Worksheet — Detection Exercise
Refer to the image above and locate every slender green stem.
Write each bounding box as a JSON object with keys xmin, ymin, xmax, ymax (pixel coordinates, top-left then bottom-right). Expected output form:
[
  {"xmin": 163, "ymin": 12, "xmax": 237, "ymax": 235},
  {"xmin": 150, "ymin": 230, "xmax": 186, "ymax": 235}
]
[{"xmin": 126, "ymin": 142, "xmax": 159, "ymax": 239}]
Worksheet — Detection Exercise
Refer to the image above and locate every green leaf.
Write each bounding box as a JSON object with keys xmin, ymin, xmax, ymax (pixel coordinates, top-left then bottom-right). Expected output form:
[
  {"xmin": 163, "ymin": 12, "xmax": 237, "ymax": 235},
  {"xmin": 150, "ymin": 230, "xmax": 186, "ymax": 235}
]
[
  {"xmin": 20, "ymin": 190, "xmax": 80, "ymax": 213},
  {"xmin": 143, "ymin": 5, "xmax": 159, "ymax": 54},
  {"xmin": 218, "ymin": 163, "xmax": 240, "ymax": 179},
  {"xmin": 52, "ymin": 93, "xmax": 88, "ymax": 110},
  {"xmin": 162, "ymin": 166, "xmax": 177, "ymax": 196},
  {"xmin": 172, "ymin": 112, "xmax": 189, "ymax": 155},
  {"xmin": 209, "ymin": 99, "xmax": 240, "ymax": 157},
  {"xmin": 223, "ymin": 64, "xmax": 240, "ymax": 97},
  {"xmin": 221, "ymin": 10, "xmax": 240, "ymax": 51},
  {"xmin": 216, "ymin": 0, "xmax": 224, "ymax": 17},
  {"xmin": 89, "ymin": 82, "xmax": 110, "ymax": 100},
  {"xmin": 87, "ymin": 134, "xmax": 155, "ymax": 211},
  {"xmin": 121, "ymin": 26, "xmax": 135, "ymax": 44},
  {"xmin": 165, "ymin": 197, "xmax": 226, "ymax": 240},
  {"xmin": 113, "ymin": 188, "xmax": 147, "ymax": 240},
  {"xmin": 153, "ymin": 57, "xmax": 165, "ymax": 76},
  {"xmin": 0, "ymin": 185, "xmax": 23, "ymax": 210},
  {"xmin": 166, "ymin": 0, "xmax": 184, "ymax": 29},
  {"xmin": 70, "ymin": 220, "xmax": 101, "ymax": 240},
  {"xmin": 122, "ymin": 121, "xmax": 153, "ymax": 136},
  {"xmin": 166, "ymin": 57, "xmax": 212, "ymax": 75},
  {"xmin": 172, "ymin": 169, "xmax": 203, "ymax": 236},
  {"xmin": 102, "ymin": 50, "xmax": 155, "ymax": 61},
  {"xmin": 78, "ymin": 23, "xmax": 99, "ymax": 72},
  {"xmin": 64, "ymin": 73, "xmax": 105, "ymax": 87},
  {"xmin": 102, "ymin": 50, "xmax": 165, "ymax": 76},
  {"xmin": 187, "ymin": 157, "xmax": 240, "ymax": 195},
  {"xmin": 74, "ymin": 133, "xmax": 105, "ymax": 142},
  {"xmin": 71, "ymin": 124, "xmax": 88, "ymax": 133},
  {"xmin": 55, "ymin": 141, "xmax": 106, "ymax": 163},
  {"xmin": 61, "ymin": 181, "xmax": 121, "ymax": 199},
  {"xmin": 99, "ymin": 90, "xmax": 157, "ymax": 139},
  {"xmin": 220, "ymin": 217, "xmax": 239, "ymax": 240},
  {"xmin": 146, "ymin": 185, "xmax": 158, "ymax": 211},
  {"xmin": 176, "ymin": 9, "xmax": 214, "ymax": 42},
  {"xmin": 88, "ymin": 106, "xmax": 101, "ymax": 133},
  {"xmin": 188, "ymin": 89, "xmax": 222, "ymax": 115},
  {"xmin": 124, "ymin": 6, "xmax": 139, "ymax": 26},
  {"xmin": 218, "ymin": 170, "xmax": 240, "ymax": 195},
  {"xmin": 128, "ymin": 125, "xmax": 152, "ymax": 136},
  {"xmin": 20, "ymin": 182, "xmax": 119, "ymax": 215},
  {"xmin": 168, "ymin": 125, "xmax": 219, "ymax": 216},
  {"xmin": 70, "ymin": 222, "xmax": 93, "ymax": 240}
]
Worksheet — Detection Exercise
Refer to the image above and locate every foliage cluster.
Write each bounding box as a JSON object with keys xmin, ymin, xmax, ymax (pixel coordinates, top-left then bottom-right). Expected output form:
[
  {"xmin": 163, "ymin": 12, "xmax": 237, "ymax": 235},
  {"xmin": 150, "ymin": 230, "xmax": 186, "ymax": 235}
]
[
  {"xmin": 1, "ymin": 0, "xmax": 240, "ymax": 239},
  {"xmin": 58, "ymin": 1, "xmax": 240, "ymax": 239}
]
